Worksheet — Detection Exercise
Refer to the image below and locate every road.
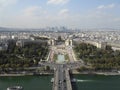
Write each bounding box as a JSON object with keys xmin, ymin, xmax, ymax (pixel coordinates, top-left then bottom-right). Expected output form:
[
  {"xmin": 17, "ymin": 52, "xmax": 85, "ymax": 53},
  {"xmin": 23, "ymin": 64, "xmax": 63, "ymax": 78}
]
[
  {"xmin": 53, "ymin": 64, "xmax": 71, "ymax": 90},
  {"xmin": 39, "ymin": 61, "xmax": 84, "ymax": 90},
  {"xmin": 38, "ymin": 45, "xmax": 86, "ymax": 90},
  {"xmin": 39, "ymin": 61, "xmax": 85, "ymax": 70}
]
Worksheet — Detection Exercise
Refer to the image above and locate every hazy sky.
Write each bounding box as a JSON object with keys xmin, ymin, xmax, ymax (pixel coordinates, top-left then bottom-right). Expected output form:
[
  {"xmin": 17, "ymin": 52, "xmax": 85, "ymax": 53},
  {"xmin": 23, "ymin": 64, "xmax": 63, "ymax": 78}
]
[{"xmin": 0, "ymin": 0, "xmax": 120, "ymax": 29}]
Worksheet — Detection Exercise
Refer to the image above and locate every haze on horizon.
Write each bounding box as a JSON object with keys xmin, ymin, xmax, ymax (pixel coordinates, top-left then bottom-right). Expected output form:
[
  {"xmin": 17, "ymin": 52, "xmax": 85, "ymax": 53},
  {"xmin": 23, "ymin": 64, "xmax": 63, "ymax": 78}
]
[{"xmin": 0, "ymin": 0, "xmax": 120, "ymax": 29}]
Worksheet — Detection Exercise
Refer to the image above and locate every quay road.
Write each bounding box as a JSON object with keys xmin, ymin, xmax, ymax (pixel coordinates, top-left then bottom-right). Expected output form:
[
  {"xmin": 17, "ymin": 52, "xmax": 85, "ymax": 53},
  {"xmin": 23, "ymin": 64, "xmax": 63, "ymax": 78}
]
[{"xmin": 39, "ymin": 61, "xmax": 85, "ymax": 70}]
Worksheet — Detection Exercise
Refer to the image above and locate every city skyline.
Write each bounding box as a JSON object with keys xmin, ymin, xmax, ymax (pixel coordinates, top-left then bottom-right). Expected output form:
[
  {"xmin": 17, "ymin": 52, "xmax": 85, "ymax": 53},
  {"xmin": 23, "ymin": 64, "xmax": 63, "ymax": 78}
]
[{"xmin": 0, "ymin": 0, "xmax": 120, "ymax": 29}]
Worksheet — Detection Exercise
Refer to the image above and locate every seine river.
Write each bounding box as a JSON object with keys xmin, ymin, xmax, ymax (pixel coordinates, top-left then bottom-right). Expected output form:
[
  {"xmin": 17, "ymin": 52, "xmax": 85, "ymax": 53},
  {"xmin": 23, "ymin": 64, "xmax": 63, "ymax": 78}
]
[{"xmin": 0, "ymin": 74, "xmax": 120, "ymax": 90}]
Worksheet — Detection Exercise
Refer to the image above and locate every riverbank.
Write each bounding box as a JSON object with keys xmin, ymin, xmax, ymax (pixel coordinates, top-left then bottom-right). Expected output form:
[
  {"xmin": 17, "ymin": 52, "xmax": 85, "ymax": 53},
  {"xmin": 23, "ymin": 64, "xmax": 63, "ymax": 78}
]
[
  {"xmin": 0, "ymin": 72, "xmax": 53, "ymax": 77},
  {"xmin": 0, "ymin": 74, "xmax": 27, "ymax": 77},
  {"xmin": 1, "ymin": 70, "xmax": 120, "ymax": 77},
  {"xmin": 0, "ymin": 70, "xmax": 120, "ymax": 77},
  {"xmin": 72, "ymin": 70, "xmax": 120, "ymax": 76}
]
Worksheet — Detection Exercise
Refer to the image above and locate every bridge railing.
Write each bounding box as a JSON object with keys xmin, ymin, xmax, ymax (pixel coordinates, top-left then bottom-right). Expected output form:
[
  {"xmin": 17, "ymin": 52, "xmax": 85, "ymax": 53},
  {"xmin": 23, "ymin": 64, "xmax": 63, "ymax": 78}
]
[
  {"xmin": 65, "ymin": 69, "xmax": 72, "ymax": 90},
  {"xmin": 52, "ymin": 70, "xmax": 58, "ymax": 90}
]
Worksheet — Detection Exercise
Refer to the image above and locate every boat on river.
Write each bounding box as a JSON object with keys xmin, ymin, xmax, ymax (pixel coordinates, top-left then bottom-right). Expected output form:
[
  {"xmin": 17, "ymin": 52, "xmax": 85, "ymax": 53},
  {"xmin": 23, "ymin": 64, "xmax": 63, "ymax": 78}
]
[
  {"xmin": 7, "ymin": 86, "xmax": 23, "ymax": 90},
  {"xmin": 51, "ymin": 78, "xmax": 54, "ymax": 83}
]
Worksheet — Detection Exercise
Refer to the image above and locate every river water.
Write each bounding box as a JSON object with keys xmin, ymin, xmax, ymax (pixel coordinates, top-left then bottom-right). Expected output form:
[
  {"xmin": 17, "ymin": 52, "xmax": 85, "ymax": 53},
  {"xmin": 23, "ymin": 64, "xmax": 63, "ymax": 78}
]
[
  {"xmin": 0, "ymin": 75, "xmax": 120, "ymax": 90},
  {"xmin": 73, "ymin": 74, "xmax": 120, "ymax": 90},
  {"xmin": 0, "ymin": 75, "xmax": 52, "ymax": 90}
]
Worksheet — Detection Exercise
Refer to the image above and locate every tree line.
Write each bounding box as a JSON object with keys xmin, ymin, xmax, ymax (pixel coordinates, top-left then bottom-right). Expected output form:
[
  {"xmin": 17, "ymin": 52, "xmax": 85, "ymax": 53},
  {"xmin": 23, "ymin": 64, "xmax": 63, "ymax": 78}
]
[
  {"xmin": 74, "ymin": 43, "xmax": 120, "ymax": 71},
  {"xmin": 0, "ymin": 40, "xmax": 49, "ymax": 72}
]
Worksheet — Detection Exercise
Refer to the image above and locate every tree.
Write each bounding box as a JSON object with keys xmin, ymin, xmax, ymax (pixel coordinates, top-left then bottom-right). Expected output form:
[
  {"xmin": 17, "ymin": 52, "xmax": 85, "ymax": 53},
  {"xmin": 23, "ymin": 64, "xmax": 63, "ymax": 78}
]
[
  {"xmin": 58, "ymin": 36, "xmax": 62, "ymax": 41},
  {"xmin": 74, "ymin": 42, "xmax": 120, "ymax": 71},
  {"xmin": 106, "ymin": 45, "xmax": 112, "ymax": 51},
  {"xmin": 45, "ymin": 66, "xmax": 50, "ymax": 71}
]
